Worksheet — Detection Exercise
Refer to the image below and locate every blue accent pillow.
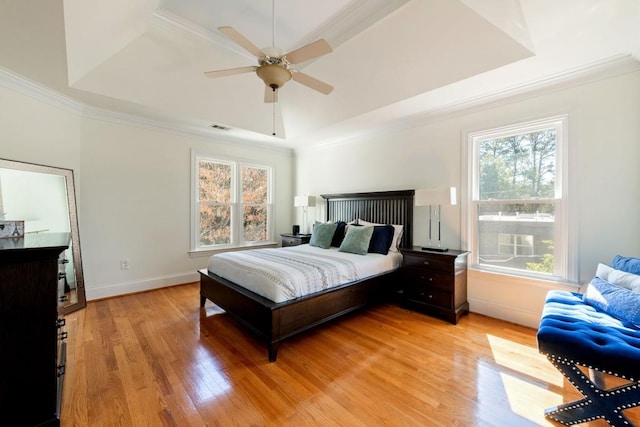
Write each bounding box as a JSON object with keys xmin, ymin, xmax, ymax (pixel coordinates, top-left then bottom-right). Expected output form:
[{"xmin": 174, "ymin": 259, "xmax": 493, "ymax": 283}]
[
  {"xmin": 368, "ymin": 225, "xmax": 395, "ymax": 255},
  {"xmin": 309, "ymin": 222, "xmax": 338, "ymax": 249},
  {"xmin": 339, "ymin": 225, "xmax": 374, "ymax": 255},
  {"xmin": 330, "ymin": 221, "xmax": 347, "ymax": 247},
  {"xmin": 613, "ymin": 255, "xmax": 640, "ymax": 275},
  {"xmin": 583, "ymin": 277, "xmax": 640, "ymax": 326}
]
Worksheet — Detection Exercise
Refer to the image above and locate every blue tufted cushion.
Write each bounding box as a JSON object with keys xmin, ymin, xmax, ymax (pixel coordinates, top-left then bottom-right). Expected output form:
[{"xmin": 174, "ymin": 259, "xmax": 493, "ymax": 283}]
[
  {"xmin": 613, "ymin": 255, "xmax": 640, "ymax": 275},
  {"xmin": 537, "ymin": 290, "xmax": 640, "ymax": 380}
]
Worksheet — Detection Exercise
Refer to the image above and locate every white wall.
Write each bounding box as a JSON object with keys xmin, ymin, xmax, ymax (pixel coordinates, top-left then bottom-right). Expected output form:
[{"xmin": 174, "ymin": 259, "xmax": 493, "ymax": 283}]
[
  {"xmin": 0, "ymin": 82, "xmax": 294, "ymax": 301},
  {"xmin": 295, "ymin": 69, "xmax": 640, "ymax": 327},
  {"xmin": 78, "ymin": 118, "xmax": 293, "ymax": 299}
]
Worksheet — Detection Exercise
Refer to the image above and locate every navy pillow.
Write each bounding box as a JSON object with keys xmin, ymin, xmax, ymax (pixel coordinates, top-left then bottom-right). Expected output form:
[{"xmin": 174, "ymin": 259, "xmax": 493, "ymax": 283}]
[
  {"xmin": 613, "ymin": 255, "xmax": 640, "ymax": 275},
  {"xmin": 583, "ymin": 277, "xmax": 640, "ymax": 326},
  {"xmin": 368, "ymin": 225, "xmax": 395, "ymax": 255},
  {"xmin": 330, "ymin": 221, "xmax": 347, "ymax": 247}
]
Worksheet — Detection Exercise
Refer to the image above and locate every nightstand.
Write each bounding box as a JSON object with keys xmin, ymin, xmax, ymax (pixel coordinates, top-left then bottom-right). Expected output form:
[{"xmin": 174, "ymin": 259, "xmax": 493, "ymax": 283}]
[
  {"xmin": 398, "ymin": 247, "xmax": 469, "ymax": 324},
  {"xmin": 281, "ymin": 233, "xmax": 311, "ymax": 247}
]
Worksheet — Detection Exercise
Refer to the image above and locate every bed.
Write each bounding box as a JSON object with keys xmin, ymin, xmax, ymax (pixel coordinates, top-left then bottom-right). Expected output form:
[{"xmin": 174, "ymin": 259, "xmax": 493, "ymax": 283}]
[{"xmin": 199, "ymin": 190, "xmax": 414, "ymax": 361}]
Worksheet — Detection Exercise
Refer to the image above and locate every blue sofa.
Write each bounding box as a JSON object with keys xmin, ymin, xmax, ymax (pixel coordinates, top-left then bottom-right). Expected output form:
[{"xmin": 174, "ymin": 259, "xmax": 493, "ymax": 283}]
[{"xmin": 537, "ymin": 256, "xmax": 640, "ymax": 426}]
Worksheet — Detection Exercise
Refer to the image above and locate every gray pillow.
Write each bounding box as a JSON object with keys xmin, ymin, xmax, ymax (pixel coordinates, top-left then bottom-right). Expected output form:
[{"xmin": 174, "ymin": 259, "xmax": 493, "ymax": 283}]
[
  {"xmin": 339, "ymin": 225, "xmax": 374, "ymax": 255},
  {"xmin": 309, "ymin": 222, "xmax": 338, "ymax": 249}
]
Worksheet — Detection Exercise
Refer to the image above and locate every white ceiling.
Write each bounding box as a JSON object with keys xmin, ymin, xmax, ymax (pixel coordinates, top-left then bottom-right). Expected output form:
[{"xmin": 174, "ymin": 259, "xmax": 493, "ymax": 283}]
[{"xmin": 0, "ymin": 0, "xmax": 639, "ymax": 149}]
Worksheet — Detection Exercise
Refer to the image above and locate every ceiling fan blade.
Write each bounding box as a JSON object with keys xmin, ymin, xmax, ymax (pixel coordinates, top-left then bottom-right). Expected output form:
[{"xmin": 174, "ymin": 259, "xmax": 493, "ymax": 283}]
[
  {"xmin": 285, "ymin": 39, "xmax": 333, "ymax": 64},
  {"xmin": 218, "ymin": 26, "xmax": 265, "ymax": 58},
  {"xmin": 264, "ymin": 87, "xmax": 277, "ymax": 103},
  {"xmin": 292, "ymin": 72, "xmax": 334, "ymax": 95},
  {"xmin": 204, "ymin": 66, "xmax": 256, "ymax": 79}
]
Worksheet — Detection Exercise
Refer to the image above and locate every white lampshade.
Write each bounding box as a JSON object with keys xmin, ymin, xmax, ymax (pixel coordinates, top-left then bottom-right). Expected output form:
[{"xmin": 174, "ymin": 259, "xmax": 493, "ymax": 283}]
[
  {"xmin": 294, "ymin": 195, "xmax": 316, "ymax": 208},
  {"xmin": 415, "ymin": 187, "xmax": 457, "ymax": 206}
]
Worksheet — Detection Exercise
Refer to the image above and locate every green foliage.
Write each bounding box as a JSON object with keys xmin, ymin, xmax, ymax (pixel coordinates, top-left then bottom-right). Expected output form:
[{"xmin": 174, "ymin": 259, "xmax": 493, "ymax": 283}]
[
  {"xmin": 479, "ymin": 129, "xmax": 556, "ymax": 200},
  {"xmin": 526, "ymin": 240, "xmax": 554, "ymax": 273}
]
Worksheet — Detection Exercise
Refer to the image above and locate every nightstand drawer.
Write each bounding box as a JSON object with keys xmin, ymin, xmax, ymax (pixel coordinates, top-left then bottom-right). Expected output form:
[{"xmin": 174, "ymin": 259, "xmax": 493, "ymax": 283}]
[
  {"xmin": 403, "ymin": 253, "xmax": 452, "ymax": 272},
  {"xmin": 402, "ymin": 268, "xmax": 453, "ymax": 291},
  {"xmin": 282, "ymin": 236, "xmax": 300, "ymax": 246},
  {"xmin": 403, "ymin": 284, "xmax": 452, "ymax": 309},
  {"xmin": 281, "ymin": 234, "xmax": 311, "ymax": 247}
]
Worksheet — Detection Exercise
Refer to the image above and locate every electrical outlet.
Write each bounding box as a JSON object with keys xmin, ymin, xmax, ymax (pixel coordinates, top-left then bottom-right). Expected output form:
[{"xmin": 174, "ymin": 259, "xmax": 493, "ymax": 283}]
[{"xmin": 120, "ymin": 259, "xmax": 129, "ymax": 270}]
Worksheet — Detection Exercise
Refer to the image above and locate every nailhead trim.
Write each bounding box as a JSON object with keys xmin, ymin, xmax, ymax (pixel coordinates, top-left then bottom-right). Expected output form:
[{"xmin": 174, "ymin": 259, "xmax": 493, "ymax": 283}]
[{"xmin": 541, "ymin": 353, "xmax": 640, "ymax": 425}]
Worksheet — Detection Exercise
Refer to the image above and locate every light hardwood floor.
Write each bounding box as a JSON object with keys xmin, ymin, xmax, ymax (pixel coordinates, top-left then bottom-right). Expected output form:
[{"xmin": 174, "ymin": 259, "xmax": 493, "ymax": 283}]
[{"xmin": 61, "ymin": 282, "xmax": 638, "ymax": 426}]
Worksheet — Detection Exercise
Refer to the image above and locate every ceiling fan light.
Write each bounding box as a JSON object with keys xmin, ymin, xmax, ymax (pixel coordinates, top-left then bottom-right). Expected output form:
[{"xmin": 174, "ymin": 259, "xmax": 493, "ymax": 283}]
[{"xmin": 257, "ymin": 64, "xmax": 292, "ymax": 89}]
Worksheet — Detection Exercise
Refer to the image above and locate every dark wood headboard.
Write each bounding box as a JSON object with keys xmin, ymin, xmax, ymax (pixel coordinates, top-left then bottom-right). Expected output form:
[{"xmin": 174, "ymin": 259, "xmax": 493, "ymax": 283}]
[{"xmin": 321, "ymin": 190, "xmax": 414, "ymax": 249}]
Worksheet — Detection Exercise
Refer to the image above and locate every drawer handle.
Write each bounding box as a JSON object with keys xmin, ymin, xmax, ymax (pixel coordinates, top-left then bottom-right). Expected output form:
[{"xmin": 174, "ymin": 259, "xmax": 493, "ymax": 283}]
[
  {"xmin": 428, "ymin": 294, "xmax": 433, "ymax": 299},
  {"xmin": 423, "ymin": 261, "xmax": 429, "ymax": 266}
]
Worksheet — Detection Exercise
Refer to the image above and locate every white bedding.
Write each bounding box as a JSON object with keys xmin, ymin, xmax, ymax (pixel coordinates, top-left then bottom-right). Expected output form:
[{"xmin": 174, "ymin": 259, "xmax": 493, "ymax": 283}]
[{"xmin": 207, "ymin": 244, "xmax": 403, "ymax": 303}]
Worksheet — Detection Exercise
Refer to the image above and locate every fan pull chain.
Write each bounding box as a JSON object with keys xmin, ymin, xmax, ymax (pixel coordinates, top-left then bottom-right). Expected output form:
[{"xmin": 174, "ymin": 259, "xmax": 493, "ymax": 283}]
[{"xmin": 272, "ymin": 88, "xmax": 277, "ymax": 136}]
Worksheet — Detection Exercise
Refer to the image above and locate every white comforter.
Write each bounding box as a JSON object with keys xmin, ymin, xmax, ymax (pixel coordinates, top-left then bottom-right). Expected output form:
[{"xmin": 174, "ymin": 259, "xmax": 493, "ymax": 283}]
[{"xmin": 207, "ymin": 244, "xmax": 403, "ymax": 303}]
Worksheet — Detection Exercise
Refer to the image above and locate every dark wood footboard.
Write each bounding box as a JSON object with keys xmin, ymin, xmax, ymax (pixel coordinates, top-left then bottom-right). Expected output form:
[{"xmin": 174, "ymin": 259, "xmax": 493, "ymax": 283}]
[{"xmin": 199, "ymin": 268, "xmax": 396, "ymax": 361}]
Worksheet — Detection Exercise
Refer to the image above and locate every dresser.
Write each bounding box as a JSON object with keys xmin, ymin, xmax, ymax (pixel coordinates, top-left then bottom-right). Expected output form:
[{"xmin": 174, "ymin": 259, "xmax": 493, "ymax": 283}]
[
  {"xmin": 398, "ymin": 247, "xmax": 469, "ymax": 324},
  {"xmin": 281, "ymin": 233, "xmax": 311, "ymax": 247},
  {"xmin": 0, "ymin": 233, "xmax": 70, "ymax": 426}
]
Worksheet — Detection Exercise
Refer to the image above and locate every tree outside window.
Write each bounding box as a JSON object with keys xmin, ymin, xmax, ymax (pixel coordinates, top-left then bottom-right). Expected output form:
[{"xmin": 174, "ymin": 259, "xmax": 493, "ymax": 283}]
[{"xmin": 194, "ymin": 156, "xmax": 272, "ymax": 250}]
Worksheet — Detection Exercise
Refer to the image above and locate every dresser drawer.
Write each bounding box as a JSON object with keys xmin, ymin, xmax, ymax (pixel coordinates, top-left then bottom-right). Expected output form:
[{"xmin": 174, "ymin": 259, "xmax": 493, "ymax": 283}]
[
  {"xmin": 403, "ymin": 253, "xmax": 452, "ymax": 272},
  {"xmin": 402, "ymin": 268, "xmax": 453, "ymax": 291},
  {"xmin": 403, "ymin": 284, "xmax": 452, "ymax": 309}
]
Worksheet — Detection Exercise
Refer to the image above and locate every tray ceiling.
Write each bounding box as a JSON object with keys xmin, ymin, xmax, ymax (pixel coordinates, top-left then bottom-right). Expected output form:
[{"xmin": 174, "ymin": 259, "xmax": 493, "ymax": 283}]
[{"xmin": 0, "ymin": 0, "xmax": 638, "ymax": 148}]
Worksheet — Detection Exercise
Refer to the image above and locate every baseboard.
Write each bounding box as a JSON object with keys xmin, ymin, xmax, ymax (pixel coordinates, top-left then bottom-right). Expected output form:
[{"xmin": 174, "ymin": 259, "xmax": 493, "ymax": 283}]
[
  {"xmin": 468, "ymin": 297, "xmax": 541, "ymax": 329},
  {"xmin": 85, "ymin": 271, "xmax": 200, "ymax": 301}
]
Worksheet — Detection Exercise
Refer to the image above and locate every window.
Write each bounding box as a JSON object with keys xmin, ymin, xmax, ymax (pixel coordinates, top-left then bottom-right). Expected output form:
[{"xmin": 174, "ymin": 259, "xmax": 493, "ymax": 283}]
[
  {"xmin": 465, "ymin": 115, "xmax": 570, "ymax": 281},
  {"xmin": 192, "ymin": 154, "xmax": 273, "ymax": 252},
  {"xmin": 498, "ymin": 233, "xmax": 534, "ymax": 256}
]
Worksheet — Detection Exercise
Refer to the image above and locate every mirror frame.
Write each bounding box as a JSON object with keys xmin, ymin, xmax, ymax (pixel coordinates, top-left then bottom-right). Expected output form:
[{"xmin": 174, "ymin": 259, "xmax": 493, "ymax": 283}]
[{"xmin": 0, "ymin": 158, "xmax": 86, "ymax": 314}]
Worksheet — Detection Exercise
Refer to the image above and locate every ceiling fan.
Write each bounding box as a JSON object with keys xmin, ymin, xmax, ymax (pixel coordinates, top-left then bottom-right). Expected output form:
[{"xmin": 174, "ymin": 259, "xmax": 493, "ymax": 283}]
[{"xmin": 204, "ymin": 6, "xmax": 334, "ymax": 103}]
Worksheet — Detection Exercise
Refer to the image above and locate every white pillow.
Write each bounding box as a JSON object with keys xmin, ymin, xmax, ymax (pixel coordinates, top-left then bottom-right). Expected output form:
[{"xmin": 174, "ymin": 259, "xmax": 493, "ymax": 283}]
[
  {"xmin": 608, "ymin": 268, "xmax": 640, "ymax": 293},
  {"xmin": 358, "ymin": 219, "xmax": 404, "ymax": 252},
  {"xmin": 595, "ymin": 263, "xmax": 614, "ymax": 280}
]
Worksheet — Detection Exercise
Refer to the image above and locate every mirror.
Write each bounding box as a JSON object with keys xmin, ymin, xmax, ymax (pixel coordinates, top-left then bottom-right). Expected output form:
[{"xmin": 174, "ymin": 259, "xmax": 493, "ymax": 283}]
[{"xmin": 0, "ymin": 158, "xmax": 86, "ymax": 314}]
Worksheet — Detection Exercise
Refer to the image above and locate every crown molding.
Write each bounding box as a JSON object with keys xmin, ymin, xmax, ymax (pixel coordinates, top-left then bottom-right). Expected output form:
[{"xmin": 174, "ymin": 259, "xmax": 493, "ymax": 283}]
[
  {"xmin": 0, "ymin": 67, "xmax": 84, "ymax": 115},
  {"xmin": 3, "ymin": 53, "xmax": 638, "ymax": 156},
  {"xmin": 81, "ymin": 105, "xmax": 294, "ymax": 155},
  {"xmin": 296, "ymin": 54, "xmax": 640, "ymax": 152},
  {"xmin": 0, "ymin": 66, "xmax": 292, "ymax": 155},
  {"xmin": 151, "ymin": 9, "xmax": 256, "ymax": 62}
]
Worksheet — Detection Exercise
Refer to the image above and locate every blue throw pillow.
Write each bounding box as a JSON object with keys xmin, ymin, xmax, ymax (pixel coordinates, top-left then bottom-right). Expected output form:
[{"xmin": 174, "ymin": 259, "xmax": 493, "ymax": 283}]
[
  {"xmin": 309, "ymin": 222, "xmax": 338, "ymax": 249},
  {"xmin": 583, "ymin": 277, "xmax": 640, "ymax": 326},
  {"xmin": 339, "ymin": 225, "xmax": 374, "ymax": 255},
  {"xmin": 613, "ymin": 255, "xmax": 640, "ymax": 275},
  {"xmin": 368, "ymin": 225, "xmax": 395, "ymax": 255},
  {"xmin": 330, "ymin": 221, "xmax": 347, "ymax": 247}
]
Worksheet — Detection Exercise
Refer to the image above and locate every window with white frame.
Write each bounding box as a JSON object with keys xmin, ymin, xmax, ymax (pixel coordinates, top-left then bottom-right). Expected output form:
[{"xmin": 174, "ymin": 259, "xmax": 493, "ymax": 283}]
[
  {"xmin": 465, "ymin": 115, "xmax": 569, "ymax": 280},
  {"xmin": 192, "ymin": 154, "xmax": 273, "ymax": 251}
]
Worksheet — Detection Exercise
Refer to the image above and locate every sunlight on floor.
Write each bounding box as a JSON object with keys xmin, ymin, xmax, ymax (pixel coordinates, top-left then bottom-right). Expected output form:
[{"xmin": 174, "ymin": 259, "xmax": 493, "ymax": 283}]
[
  {"xmin": 487, "ymin": 334, "xmax": 564, "ymax": 387},
  {"xmin": 485, "ymin": 333, "xmax": 565, "ymax": 425}
]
